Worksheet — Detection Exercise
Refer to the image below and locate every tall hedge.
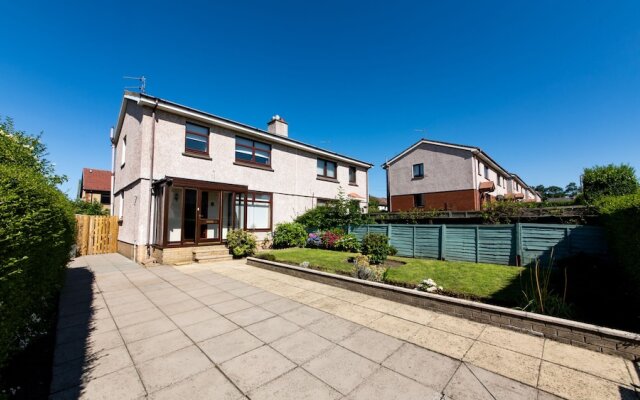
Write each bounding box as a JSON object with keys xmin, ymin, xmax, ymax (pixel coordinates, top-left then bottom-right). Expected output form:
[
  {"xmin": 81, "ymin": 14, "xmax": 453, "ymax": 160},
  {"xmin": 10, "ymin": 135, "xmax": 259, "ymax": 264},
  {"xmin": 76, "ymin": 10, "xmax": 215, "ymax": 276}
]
[
  {"xmin": 595, "ymin": 192, "xmax": 640, "ymax": 291},
  {"xmin": 0, "ymin": 165, "xmax": 75, "ymax": 367},
  {"xmin": 582, "ymin": 164, "xmax": 639, "ymax": 202}
]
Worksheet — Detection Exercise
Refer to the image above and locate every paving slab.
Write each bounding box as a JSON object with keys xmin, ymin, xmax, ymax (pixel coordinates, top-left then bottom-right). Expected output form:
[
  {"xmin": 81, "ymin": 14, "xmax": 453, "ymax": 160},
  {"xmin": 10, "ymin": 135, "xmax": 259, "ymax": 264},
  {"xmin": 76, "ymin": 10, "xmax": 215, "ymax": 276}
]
[
  {"xmin": 346, "ymin": 367, "xmax": 441, "ymax": 400},
  {"xmin": 271, "ymin": 329, "xmax": 334, "ymax": 365},
  {"xmin": 220, "ymin": 345, "xmax": 296, "ymax": 392},
  {"xmin": 199, "ymin": 328, "xmax": 264, "ymax": 364},
  {"xmin": 137, "ymin": 345, "xmax": 213, "ymax": 393},
  {"xmin": 245, "ymin": 316, "xmax": 300, "ymax": 343},
  {"xmin": 149, "ymin": 367, "xmax": 243, "ymax": 400},
  {"xmin": 339, "ymin": 327, "xmax": 403, "ymax": 363},
  {"xmin": 248, "ymin": 367, "xmax": 341, "ymax": 400},
  {"xmin": 302, "ymin": 345, "xmax": 379, "ymax": 395},
  {"xmin": 383, "ymin": 343, "xmax": 460, "ymax": 391}
]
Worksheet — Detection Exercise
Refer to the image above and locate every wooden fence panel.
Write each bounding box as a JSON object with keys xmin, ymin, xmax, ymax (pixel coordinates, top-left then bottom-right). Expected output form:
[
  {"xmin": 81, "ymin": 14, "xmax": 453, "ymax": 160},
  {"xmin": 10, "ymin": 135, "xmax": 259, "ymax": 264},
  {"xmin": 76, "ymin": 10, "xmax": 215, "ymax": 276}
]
[{"xmin": 75, "ymin": 215, "xmax": 119, "ymax": 256}]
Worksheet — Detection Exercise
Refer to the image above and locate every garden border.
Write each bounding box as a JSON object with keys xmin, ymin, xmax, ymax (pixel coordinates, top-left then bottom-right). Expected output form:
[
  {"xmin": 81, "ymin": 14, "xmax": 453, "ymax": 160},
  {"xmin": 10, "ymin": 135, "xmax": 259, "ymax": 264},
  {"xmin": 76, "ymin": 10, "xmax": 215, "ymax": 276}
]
[{"xmin": 246, "ymin": 257, "xmax": 640, "ymax": 361}]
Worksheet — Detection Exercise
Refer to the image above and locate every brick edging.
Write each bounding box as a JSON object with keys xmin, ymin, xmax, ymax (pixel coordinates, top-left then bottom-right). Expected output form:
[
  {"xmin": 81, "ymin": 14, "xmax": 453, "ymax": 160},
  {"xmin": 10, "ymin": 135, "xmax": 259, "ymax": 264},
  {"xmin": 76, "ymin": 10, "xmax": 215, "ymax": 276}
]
[{"xmin": 246, "ymin": 257, "xmax": 640, "ymax": 361}]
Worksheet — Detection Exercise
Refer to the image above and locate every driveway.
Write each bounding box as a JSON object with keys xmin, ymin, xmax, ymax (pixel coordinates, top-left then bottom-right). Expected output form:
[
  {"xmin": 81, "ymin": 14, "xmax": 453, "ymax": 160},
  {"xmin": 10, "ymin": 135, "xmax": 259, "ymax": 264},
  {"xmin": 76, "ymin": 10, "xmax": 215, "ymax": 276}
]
[{"xmin": 50, "ymin": 253, "xmax": 639, "ymax": 400}]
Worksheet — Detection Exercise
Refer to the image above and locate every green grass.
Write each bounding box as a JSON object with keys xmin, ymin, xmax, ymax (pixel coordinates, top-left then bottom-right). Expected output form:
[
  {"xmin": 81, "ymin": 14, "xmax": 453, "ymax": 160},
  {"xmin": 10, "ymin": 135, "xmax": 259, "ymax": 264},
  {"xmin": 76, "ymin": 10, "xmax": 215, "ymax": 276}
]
[{"xmin": 263, "ymin": 248, "xmax": 525, "ymax": 305}]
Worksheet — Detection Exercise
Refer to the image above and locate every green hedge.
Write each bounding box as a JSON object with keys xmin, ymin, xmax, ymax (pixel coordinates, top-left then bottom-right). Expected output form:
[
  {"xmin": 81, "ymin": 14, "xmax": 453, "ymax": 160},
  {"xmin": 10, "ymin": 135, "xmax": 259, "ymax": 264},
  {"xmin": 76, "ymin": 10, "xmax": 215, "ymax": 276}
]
[
  {"xmin": 0, "ymin": 165, "xmax": 75, "ymax": 368},
  {"xmin": 595, "ymin": 192, "xmax": 640, "ymax": 290}
]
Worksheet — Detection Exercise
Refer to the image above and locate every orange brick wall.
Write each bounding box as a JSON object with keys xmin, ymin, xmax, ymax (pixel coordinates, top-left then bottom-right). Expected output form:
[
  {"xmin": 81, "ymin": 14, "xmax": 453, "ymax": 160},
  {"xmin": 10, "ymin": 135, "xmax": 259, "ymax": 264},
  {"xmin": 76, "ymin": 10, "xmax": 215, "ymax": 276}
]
[{"xmin": 391, "ymin": 189, "xmax": 480, "ymax": 211}]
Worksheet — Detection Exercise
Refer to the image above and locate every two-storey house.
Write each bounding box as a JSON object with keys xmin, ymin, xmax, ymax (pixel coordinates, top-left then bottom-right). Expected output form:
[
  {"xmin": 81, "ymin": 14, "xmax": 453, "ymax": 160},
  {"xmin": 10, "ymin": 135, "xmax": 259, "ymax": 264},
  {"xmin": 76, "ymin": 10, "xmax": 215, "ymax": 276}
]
[
  {"xmin": 382, "ymin": 139, "xmax": 540, "ymax": 212},
  {"xmin": 111, "ymin": 92, "xmax": 372, "ymax": 264},
  {"xmin": 78, "ymin": 167, "xmax": 112, "ymax": 211}
]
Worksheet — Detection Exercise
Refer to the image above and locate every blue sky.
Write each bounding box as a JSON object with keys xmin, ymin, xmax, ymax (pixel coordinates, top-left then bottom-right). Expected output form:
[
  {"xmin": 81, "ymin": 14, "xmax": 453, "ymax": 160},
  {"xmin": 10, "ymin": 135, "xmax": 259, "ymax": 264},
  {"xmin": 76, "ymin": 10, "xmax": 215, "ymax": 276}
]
[{"xmin": 1, "ymin": 1, "xmax": 639, "ymax": 197}]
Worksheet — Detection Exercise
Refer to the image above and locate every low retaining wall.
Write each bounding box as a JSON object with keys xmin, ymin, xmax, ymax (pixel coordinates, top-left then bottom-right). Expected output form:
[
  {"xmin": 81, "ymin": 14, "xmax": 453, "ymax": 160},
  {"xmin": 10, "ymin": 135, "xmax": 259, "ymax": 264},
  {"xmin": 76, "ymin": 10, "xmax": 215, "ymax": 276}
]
[{"xmin": 247, "ymin": 257, "xmax": 640, "ymax": 361}]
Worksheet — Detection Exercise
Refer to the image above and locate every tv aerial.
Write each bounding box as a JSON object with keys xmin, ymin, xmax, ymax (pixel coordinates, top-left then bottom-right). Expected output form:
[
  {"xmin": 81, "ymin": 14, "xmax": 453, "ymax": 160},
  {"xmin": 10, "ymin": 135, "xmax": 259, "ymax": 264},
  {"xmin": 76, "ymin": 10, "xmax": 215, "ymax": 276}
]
[{"xmin": 123, "ymin": 76, "xmax": 146, "ymax": 94}]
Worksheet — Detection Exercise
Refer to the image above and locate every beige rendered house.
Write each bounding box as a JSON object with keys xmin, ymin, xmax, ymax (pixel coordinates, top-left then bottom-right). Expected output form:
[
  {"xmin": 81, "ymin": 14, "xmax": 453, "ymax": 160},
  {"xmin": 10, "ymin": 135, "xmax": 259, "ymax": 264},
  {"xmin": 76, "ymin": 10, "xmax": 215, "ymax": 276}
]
[
  {"xmin": 111, "ymin": 91, "xmax": 372, "ymax": 264},
  {"xmin": 382, "ymin": 139, "xmax": 541, "ymax": 212}
]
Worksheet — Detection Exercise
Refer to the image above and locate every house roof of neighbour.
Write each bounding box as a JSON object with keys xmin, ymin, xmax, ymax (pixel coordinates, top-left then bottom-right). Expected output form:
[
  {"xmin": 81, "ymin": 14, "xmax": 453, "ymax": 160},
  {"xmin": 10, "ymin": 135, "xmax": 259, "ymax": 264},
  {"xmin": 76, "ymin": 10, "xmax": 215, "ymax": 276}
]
[
  {"xmin": 382, "ymin": 138, "xmax": 536, "ymax": 192},
  {"xmin": 81, "ymin": 168, "xmax": 111, "ymax": 192},
  {"xmin": 113, "ymin": 91, "xmax": 373, "ymax": 169}
]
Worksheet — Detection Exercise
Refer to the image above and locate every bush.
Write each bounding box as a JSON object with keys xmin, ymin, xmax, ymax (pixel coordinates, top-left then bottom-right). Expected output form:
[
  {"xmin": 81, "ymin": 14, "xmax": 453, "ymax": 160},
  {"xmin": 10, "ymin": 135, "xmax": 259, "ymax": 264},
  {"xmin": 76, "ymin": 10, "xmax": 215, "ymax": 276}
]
[
  {"xmin": 595, "ymin": 193, "xmax": 640, "ymax": 295},
  {"xmin": 361, "ymin": 233, "xmax": 392, "ymax": 264},
  {"xmin": 352, "ymin": 255, "xmax": 386, "ymax": 282},
  {"xmin": 0, "ymin": 165, "xmax": 75, "ymax": 368},
  {"xmin": 334, "ymin": 233, "xmax": 360, "ymax": 252},
  {"xmin": 582, "ymin": 164, "xmax": 639, "ymax": 202},
  {"xmin": 321, "ymin": 230, "xmax": 341, "ymax": 250},
  {"xmin": 295, "ymin": 188, "xmax": 372, "ymax": 231},
  {"xmin": 273, "ymin": 222, "xmax": 307, "ymax": 248},
  {"xmin": 71, "ymin": 199, "xmax": 109, "ymax": 216},
  {"xmin": 306, "ymin": 232, "xmax": 322, "ymax": 248},
  {"xmin": 226, "ymin": 229, "xmax": 257, "ymax": 257}
]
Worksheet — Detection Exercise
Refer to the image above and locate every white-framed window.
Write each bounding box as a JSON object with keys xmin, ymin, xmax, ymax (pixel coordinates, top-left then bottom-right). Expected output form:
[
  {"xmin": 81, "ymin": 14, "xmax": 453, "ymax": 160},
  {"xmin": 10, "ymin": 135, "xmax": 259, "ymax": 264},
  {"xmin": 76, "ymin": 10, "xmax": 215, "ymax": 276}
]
[
  {"xmin": 118, "ymin": 192, "xmax": 124, "ymax": 219},
  {"xmin": 484, "ymin": 165, "xmax": 490, "ymax": 180},
  {"xmin": 121, "ymin": 136, "xmax": 127, "ymax": 167}
]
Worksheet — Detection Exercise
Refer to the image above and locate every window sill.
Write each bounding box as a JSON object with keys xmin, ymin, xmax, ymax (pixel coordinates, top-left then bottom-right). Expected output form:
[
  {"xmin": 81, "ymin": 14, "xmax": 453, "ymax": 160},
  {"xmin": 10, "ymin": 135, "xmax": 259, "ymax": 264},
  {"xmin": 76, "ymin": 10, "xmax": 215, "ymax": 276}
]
[
  {"xmin": 411, "ymin": 176, "xmax": 424, "ymax": 181},
  {"xmin": 233, "ymin": 161, "xmax": 274, "ymax": 172},
  {"xmin": 182, "ymin": 152, "xmax": 212, "ymax": 160},
  {"xmin": 349, "ymin": 182, "xmax": 358, "ymax": 186},
  {"xmin": 317, "ymin": 176, "xmax": 339, "ymax": 183}
]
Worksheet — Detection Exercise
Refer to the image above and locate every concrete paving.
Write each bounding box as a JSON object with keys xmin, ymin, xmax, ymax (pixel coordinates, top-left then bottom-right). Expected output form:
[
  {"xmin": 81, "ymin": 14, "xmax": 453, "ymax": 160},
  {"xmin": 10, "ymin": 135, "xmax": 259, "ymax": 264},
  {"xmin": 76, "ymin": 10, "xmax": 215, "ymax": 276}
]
[{"xmin": 50, "ymin": 254, "xmax": 640, "ymax": 400}]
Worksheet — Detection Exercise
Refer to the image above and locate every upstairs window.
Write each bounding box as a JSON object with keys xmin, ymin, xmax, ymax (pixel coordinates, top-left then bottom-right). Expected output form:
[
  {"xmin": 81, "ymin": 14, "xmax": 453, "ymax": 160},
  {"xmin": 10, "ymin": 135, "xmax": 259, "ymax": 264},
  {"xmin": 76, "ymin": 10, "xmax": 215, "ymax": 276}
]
[
  {"xmin": 497, "ymin": 175, "xmax": 502, "ymax": 187},
  {"xmin": 349, "ymin": 166, "xmax": 357, "ymax": 184},
  {"xmin": 478, "ymin": 160, "xmax": 482, "ymax": 175},
  {"xmin": 317, "ymin": 159, "xmax": 337, "ymax": 179},
  {"xmin": 100, "ymin": 193, "xmax": 111, "ymax": 205},
  {"xmin": 484, "ymin": 165, "xmax": 490, "ymax": 180},
  {"xmin": 121, "ymin": 136, "xmax": 127, "ymax": 167},
  {"xmin": 185, "ymin": 122, "xmax": 209, "ymax": 154},
  {"xmin": 235, "ymin": 137, "xmax": 271, "ymax": 165},
  {"xmin": 414, "ymin": 193, "xmax": 424, "ymax": 208},
  {"xmin": 413, "ymin": 163, "xmax": 424, "ymax": 178}
]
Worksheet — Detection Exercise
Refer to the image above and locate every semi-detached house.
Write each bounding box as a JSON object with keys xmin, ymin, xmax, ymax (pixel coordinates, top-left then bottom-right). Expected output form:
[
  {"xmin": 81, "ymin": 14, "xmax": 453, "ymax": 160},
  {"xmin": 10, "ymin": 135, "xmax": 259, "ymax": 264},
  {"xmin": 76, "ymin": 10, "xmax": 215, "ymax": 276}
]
[
  {"xmin": 382, "ymin": 139, "xmax": 541, "ymax": 212},
  {"xmin": 111, "ymin": 92, "xmax": 372, "ymax": 264}
]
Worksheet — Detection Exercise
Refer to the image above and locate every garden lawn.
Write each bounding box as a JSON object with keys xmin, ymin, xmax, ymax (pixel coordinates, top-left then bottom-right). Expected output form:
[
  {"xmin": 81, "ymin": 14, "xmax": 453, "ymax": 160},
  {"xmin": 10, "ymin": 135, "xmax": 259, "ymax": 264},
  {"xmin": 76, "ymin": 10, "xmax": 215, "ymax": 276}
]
[{"xmin": 263, "ymin": 248, "xmax": 525, "ymax": 305}]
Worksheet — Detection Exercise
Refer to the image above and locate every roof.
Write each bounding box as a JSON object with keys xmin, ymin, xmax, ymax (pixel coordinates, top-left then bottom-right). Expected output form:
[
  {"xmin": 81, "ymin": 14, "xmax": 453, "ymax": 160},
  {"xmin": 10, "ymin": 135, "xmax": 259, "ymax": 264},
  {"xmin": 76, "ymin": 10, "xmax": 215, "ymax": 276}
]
[
  {"xmin": 81, "ymin": 168, "xmax": 111, "ymax": 192},
  {"xmin": 114, "ymin": 92, "xmax": 373, "ymax": 169},
  {"xmin": 382, "ymin": 138, "xmax": 536, "ymax": 192},
  {"xmin": 348, "ymin": 192, "xmax": 366, "ymax": 200},
  {"xmin": 479, "ymin": 181, "xmax": 496, "ymax": 191}
]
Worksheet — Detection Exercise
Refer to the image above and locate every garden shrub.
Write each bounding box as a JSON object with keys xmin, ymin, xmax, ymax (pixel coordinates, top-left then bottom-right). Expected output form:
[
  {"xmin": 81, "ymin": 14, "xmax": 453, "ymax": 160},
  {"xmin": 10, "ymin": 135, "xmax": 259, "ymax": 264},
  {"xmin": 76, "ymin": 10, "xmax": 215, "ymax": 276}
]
[
  {"xmin": 0, "ymin": 165, "xmax": 75, "ymax": 368},
  {"xmin": 582, "ymin": 164, "xmax": 639, "ymax": 202},
  {"xmin": 321, "ymin": 230, "xmax": 341, "ymax": 250},
  {"xmin": 352, "ymin": 255, "xmax": 386, "ymax": 282},
  {"xmin": 334, "ymin": 233, "xmax": 360, "ymax": 252},
  {"xmin": 595, "ymin": 192, "xmax": 640, "ymax": 294},
  {"xmin": 273, "ymin": 222, "xmax": 307, "ymax": 248},
  {"xmin": 226, "ymin": 229, "xmax": 257, "ymax": 257},
  {"xmin": 295, "ymin": 188, "xmax": 372, "ymax": 231},
  {"xmin": 71, "ymin": 199, "xmax": 109, "ymax": 216},
  {"xmin": 361, "ymin": 233, "xmax": 392, "ymax": 264},
  {"xmin": 306, "ymin": 232, "xmax": 322, "ymax": 248}
]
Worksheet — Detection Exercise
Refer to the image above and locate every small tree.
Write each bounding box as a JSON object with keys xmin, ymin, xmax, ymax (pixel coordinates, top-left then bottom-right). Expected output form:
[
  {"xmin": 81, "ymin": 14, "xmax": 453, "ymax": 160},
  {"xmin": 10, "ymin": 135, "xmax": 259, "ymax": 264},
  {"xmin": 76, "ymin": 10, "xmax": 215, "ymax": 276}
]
[
  {"xmin": 295, "ymin": 188, "xmax": 372, "ymax": 231},
  {"xmin": 582, "ymin": 164, "xmax": 639, "ymax": 202},
  {"xmin": 368, "ymin": 197, "xmax": 380, "ymax": 213},
  {"xmin": 72, "ymin": 199, "xmax": 109, "ymax": 216}
]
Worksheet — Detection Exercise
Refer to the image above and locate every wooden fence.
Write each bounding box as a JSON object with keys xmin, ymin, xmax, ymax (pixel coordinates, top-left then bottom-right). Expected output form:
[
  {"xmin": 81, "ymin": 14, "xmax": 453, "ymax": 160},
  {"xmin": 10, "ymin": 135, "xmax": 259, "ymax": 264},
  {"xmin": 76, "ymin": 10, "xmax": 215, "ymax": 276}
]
[
  {"xmin": 75, "ymin": 215, "xmax": 119, "ymax": 256},
  {"xmin": 350, "ymin": 223, "xmax": 607, "ymax": 266}
]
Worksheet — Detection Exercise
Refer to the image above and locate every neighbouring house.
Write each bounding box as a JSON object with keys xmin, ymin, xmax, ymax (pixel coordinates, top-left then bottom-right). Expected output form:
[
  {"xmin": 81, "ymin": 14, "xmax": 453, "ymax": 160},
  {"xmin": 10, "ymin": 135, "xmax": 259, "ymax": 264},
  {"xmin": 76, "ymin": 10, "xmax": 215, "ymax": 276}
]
[
  {"xmin": 382, "ymin": 139, "xmax": 541, "ymax": 212},
  {"xmin": 111, "ymin": 91, "xmax": 372, "ymax": 264},
  {"xmin": 369, "ymin": 196, "xmax": 388, "ymax": 212},
  {"xmin": 77, "ymin": 168, "xmax": 112, "ymax": 211}
]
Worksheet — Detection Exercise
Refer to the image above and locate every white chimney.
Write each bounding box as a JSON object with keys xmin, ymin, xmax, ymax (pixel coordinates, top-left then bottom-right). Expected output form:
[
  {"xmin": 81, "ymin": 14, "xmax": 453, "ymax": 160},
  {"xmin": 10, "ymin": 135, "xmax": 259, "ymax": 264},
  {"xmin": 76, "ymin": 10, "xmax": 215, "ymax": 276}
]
[{"xmin": 267, "ymin": 115, "xmax": 288, "ymax": 137}]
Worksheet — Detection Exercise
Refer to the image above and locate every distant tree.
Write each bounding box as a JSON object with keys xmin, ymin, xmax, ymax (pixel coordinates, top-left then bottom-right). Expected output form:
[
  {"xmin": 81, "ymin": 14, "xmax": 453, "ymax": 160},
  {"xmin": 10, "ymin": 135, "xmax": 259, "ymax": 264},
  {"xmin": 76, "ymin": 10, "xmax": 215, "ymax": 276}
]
[
  {"xmin": 534, "ymin": 185, "xmax": 546, "ymax": 200},
  {"xmin": 582, "ymin": 164, "xmax": 639, "ymax": 202},
  {"xmin": 368, "ymin": 197, "xmax": 380, "ymax": 213},
  {"xmin": 545, "ymin": 186, "xmax": 565, "ymax": 199},
  {"xmin": 564, "ymin": 182, "xmax": 579, "ymax": 198}
]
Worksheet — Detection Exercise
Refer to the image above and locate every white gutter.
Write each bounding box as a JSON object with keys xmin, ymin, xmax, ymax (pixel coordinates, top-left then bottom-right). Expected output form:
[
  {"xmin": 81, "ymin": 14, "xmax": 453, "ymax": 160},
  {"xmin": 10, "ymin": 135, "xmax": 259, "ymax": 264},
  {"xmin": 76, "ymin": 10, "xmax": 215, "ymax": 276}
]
[{"xmin": 109, "ymin": 127, "xmax": 115, "ymax": 217}]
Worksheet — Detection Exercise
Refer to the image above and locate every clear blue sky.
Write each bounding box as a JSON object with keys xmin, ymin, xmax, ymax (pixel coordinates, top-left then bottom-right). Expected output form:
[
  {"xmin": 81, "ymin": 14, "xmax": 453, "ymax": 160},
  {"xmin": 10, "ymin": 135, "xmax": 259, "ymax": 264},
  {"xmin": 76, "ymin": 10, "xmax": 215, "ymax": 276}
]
[{"xmin": 1, "ymin": 1, "xmax": 639, "ymax": 197}]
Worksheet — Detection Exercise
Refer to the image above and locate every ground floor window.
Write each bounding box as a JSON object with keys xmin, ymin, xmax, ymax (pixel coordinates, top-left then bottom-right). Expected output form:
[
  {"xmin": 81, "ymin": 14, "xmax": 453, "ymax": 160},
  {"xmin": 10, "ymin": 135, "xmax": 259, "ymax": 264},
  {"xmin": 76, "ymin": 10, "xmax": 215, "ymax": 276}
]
[{"xmin": 247, "ymin": 192, "xmax": 272, "ymax": 231}]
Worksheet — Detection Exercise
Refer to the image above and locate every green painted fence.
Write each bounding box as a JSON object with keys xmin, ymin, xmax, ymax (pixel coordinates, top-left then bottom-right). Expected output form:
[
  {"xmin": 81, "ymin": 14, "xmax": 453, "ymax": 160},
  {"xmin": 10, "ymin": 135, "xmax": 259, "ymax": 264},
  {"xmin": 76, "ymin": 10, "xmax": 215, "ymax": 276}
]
[{"xmin": 349, "ymin": 223, "xmax": 607, "ymax": 266}]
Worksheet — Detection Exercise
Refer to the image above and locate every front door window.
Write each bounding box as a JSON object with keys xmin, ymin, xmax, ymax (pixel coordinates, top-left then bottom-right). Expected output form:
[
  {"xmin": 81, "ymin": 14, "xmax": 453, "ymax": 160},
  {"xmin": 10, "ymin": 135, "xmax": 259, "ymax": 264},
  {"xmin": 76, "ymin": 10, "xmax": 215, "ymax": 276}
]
[
  {"xmin": 199, "ymin": 190, "xmax": 221, "ymax": 241},
  {"xmin": 183, "ymin": 189, "xmax": 198, "ymax": 242}
]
